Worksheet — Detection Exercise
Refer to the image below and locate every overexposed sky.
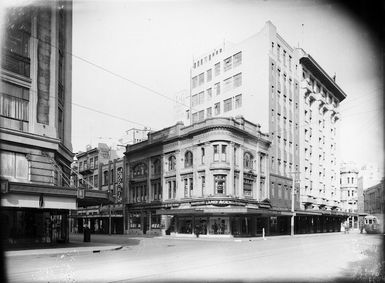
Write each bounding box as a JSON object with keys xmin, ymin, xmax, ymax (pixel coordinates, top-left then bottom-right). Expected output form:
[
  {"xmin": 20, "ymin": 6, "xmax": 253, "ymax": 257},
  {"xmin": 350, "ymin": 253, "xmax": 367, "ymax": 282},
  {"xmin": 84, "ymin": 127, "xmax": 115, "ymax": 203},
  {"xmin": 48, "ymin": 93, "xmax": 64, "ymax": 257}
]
[{"xmin": 8, "ymin": 0, "xmax": 381, "ymax": 170}]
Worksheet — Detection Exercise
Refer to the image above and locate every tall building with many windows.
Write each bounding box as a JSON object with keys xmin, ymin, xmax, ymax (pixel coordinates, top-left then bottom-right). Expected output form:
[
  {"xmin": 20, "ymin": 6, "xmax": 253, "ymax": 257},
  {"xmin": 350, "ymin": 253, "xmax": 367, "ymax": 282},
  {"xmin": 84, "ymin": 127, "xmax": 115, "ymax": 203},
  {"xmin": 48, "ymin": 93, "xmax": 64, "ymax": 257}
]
[{"xmin": 179, "ymin": 21, "xmax": 346, "ymax": 212}]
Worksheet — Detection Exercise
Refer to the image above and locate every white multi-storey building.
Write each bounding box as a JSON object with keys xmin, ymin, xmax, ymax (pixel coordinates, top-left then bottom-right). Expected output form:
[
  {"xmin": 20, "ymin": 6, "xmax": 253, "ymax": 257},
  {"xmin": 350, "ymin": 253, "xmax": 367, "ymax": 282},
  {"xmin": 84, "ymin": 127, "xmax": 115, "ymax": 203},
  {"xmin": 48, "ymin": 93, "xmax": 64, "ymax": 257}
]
[{"xmin": 177, "ymin": 21, "xmax": 347, "ymax": 212}]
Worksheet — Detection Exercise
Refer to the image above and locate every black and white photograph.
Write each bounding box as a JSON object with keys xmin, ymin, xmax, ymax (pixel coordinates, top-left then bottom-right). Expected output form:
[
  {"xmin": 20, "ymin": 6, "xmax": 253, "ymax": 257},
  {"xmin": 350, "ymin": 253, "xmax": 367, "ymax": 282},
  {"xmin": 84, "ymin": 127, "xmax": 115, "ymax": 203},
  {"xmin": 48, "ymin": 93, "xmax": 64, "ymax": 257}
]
[{"xmin": 0, "ymin": 0, "xmax": 383, "ymax": 282}]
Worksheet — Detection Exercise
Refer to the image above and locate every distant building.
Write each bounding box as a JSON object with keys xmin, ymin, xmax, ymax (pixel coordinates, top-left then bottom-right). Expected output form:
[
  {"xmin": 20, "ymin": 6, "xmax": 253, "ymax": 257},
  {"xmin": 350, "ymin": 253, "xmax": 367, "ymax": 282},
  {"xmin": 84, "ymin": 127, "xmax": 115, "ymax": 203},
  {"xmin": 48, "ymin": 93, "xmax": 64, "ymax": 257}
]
[
  {"xmin": 119, "ymin": 128, "xmax": 151, "ymax": 145},
  {"xmin": 363, "ymin": 179, "xmax": 384, "ymax": 232},
  {"xmin": 357, "ymin": 163, "xmax": 382, "ymax": 215},
  {"xmin": 339, "ymin": 162, "xmax": 359, "ymax": 228},
  {"xmin": 72, "ymin": 144, "xmax": 124, "ymax": 234},
  {"xmin": 173, "ymin": 89, "xmax": 190, "ymax": 124},
  {"xmin": 124, "ymin": 117, "xmax": 345, "ymax": 237},
  {"xmin": 176, "ymin": 21, "xmax": 346, "ymax": 213}
]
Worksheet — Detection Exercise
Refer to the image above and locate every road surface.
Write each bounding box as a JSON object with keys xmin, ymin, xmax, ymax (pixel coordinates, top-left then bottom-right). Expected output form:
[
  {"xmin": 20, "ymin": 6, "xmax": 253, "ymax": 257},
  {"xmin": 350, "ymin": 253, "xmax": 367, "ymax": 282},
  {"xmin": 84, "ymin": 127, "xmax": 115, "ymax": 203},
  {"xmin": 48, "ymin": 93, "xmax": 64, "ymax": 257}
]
[{"xmin": 5, "ymin": 232, "xmax": 383, "ymax": 282}]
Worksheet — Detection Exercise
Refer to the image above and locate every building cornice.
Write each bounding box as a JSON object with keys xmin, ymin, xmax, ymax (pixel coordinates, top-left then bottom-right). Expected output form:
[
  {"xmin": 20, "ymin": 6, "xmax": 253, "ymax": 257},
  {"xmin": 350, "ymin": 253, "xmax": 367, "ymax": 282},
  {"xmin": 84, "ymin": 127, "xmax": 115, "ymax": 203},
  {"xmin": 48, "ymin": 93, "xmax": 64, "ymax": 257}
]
[{"xmin": 299, "ymin": 55, "xmax": 347, "ymax": 102}]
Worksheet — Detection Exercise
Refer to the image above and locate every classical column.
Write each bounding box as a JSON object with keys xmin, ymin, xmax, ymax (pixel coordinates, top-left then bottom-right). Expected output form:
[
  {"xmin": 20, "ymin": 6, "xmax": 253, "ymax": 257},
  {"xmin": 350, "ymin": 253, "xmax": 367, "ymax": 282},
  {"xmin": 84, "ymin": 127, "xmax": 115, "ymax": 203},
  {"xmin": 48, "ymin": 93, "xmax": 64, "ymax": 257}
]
[
  {"xmin": 239, "ymin": 147, "xmax": 244, "ymax": 197},
  {"xmin": 175, "ymin": 149, "xmax": 181, "ymax": 199},
  {"xmin": 147, "ymin": 158, "xmax": 152, "ymax": 203},
  {"xmin": 228, "ymin": 142, "xmax": 235, "ymax": 196},
  {"xmin": 205, "ymin": 142, "xmax": 214, "ymax": 196},
  {"xmin": 255, "ymin": 152, "xmax": 261, "ymax": 200}
]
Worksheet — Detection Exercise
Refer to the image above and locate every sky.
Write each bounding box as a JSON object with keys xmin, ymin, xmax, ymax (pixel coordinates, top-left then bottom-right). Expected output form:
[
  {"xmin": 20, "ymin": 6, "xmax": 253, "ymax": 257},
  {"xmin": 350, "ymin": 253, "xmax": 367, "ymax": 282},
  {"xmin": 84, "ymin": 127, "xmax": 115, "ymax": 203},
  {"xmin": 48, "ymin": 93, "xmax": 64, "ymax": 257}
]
[{"xmin": 3, "ymin": 0, "xmax": 383, "ymax": 171}]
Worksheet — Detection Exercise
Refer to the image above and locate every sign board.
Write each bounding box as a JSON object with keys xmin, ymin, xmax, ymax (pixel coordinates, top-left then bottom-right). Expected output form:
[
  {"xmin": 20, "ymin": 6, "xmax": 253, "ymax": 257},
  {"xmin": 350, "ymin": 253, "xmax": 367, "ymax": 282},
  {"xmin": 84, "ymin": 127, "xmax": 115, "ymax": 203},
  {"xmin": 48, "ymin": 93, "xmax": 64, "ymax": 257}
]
[{"xmin": 77, "ymin": 188, "xmax": 85, "ymax": 199}]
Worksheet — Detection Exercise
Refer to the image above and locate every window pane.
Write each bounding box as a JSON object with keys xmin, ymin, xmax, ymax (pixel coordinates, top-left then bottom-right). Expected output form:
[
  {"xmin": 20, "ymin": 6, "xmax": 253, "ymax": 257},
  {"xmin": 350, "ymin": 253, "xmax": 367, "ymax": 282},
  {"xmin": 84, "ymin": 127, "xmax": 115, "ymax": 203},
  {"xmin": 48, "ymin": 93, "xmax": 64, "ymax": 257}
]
[
  {"xmin": 233, "ymin": 73, "xmax": 242, "ymax": 88},
  {"xmin": 224, "ymin": 98, "xmax": 232, "ymax": 112},
  {"xmin": 15, "ymin": 153, "xmax": 28, "ymax": 179},
  {"xmin": 0, "ymin": 151, "xmax": 15, "ymax": 177},
  {"xmin": 233, "ymin": 52, "xmax": 242, "ymax": 67}
]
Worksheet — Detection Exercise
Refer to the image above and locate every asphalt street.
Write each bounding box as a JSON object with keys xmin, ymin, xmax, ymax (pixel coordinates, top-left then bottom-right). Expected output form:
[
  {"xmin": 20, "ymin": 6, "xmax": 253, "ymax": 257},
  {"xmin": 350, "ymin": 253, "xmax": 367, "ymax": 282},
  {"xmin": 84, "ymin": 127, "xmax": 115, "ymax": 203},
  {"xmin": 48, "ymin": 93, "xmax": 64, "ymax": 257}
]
[{"xmin": 5, "ymin": 232, "xmax": 383, "ymax": 282}]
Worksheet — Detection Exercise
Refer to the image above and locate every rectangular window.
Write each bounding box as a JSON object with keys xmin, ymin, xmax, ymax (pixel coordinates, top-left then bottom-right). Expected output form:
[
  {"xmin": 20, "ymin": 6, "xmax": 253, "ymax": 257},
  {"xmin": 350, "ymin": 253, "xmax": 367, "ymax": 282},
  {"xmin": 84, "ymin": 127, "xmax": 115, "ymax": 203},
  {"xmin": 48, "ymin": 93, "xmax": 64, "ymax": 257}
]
[
  {"xmin": 214, "ymin": 82, "xmax": 220, "ymax": 95},
  {"xmin": 233, "ymin": 52, "xmax": 242, "ymax": 67},
  {"xmin": 206, "ymin": 107, "xmax": 212, "ymax": 118},
  {"xmin": 213, "ymin": 145, "xmax": 219, "ymax": 161},
  {"xmin": 198, "ymin": 73, "xmax": 204, "ymax": 85},
  {"xmin": 192, "ymin": 112, "xmax": 198, "ymax": 123},
  {"xmin": 192, "ymin": 94, "xmax": 198, "ymax": 107},
  {"xmin": 198, "ymin": 110, "xmax": 204, "ymax": 121},
  {"xmin": 0, "ymin": 81, "xmax": 29, "ymax": 122},
  {"xmin": 207, "ymin": 69, "xmax": 212, "ymax": 82},
  {"xmin": 214, "ymin": 102, "xmax": 220, "ymax": 115},
  {"xmin": 198, "ymin": 91, "xmax": 204, "ymax": 104},
  {"xmin": 233, "ymin": 73, "xmax": 242, "ymax": 88},
  {"xmin": 94, "ymin": 174, "xmax": 99, "ymax": 188},
  {"xmin": 214, "ymin": 175, "xmax": 226, "ymax": 194},
  {"xmin": 235, "ymin": 94, "xmax": 242, "ymax": 108},
  {"xmin": 201, "ymin": 176, "xmax": 205, "ymax": 196},
  {"xmin": 224, "ymin": 98, "xmax": 232, "ymax": 112},
  {"xmin": 224, "ymin": 56, "xmax": 232, "ymax": 71},
  {"xmin": 214, "ymin": 62, "xmax": 220, "ymax": 76},
  {"xmin": 206, "ymin": 88, "xmax": 212, "ymax": 101},
  {"xmin": 94, "ymin": 156, "xmax": 98, "ymax": 168},
  {"xmin": 221, "ymin": 145, "xmax": 227, "ymax": 162},
  {"xmin": 223, "ymin": 77, "xmax": 232, "ymax": 93},
  {"xmin": 201, "ymin": 147, "xmax": 205, "ymax": 164},
  {"xmin": 192, "ymin": 76, "xmax": 198, "ymax": 88},
  {"xmin": 243, "ymin": 179, "xmax": 253, "ymax": 197},
  {"xmin": 0, "ymin": 151, "xmax": 29, "ymax": 180}
]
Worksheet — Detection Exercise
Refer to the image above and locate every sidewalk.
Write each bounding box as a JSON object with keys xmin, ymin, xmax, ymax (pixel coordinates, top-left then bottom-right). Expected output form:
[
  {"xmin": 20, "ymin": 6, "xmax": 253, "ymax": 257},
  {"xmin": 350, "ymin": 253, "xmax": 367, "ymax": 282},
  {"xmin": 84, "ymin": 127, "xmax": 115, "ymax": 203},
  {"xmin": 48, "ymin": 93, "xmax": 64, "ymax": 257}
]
[{"xmin": 5, "ymin": 235, "xmax": 123, "ymax": 257}]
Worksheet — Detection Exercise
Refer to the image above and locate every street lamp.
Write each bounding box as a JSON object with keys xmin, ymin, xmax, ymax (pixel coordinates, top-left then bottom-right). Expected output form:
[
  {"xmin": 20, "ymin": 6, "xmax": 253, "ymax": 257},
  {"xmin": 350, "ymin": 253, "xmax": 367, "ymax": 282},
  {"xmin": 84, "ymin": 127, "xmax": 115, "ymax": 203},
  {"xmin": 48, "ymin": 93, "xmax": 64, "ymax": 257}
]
[{"xmin": 289, "ymin": 171, "xmax": 300, "ymax": 236}]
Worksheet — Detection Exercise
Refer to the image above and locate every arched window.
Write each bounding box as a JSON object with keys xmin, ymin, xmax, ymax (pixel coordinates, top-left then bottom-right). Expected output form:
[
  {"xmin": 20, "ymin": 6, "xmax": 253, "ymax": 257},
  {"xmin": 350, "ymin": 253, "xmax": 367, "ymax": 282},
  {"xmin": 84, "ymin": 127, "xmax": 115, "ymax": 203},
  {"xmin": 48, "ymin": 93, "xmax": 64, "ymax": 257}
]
[
  {"xmin": 168, "ymin": 155, "xmax": 176, "ymax": 171},
  {"xmin": 152, "ymin": 159, "xmax": 161, "ymax": 175},
  {"xmin": 184, "ymin": 151, "xmax": 193, "ymax": 168},
  {"xmin": 244, "ymin": 152, "xmax": 253, "ymax": 169}
]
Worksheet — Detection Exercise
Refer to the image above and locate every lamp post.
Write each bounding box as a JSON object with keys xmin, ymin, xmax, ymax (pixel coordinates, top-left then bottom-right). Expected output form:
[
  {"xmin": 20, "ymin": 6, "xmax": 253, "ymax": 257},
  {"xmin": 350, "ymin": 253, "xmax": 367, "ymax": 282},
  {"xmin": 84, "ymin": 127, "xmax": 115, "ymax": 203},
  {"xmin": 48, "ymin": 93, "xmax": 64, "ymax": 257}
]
[{"xmin": 289, "ymin": 171, "xmax": 300, "ymax": 236}]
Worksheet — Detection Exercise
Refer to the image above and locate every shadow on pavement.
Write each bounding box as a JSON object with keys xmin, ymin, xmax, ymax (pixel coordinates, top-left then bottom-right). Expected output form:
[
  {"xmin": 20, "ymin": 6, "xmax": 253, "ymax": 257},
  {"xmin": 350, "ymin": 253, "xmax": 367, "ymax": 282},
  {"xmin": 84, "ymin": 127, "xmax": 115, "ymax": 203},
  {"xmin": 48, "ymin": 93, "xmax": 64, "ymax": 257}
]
[{"xmin": 336, "ymin": 235, "xmax": 385, "ymax": 283}]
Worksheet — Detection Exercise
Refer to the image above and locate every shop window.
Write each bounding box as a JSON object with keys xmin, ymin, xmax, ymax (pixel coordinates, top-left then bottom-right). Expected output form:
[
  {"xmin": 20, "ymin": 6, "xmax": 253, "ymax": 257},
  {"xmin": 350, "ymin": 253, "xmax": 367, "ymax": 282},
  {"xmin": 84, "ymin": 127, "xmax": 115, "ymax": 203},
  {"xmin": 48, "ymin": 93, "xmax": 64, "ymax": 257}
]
[
  {"xmin": 214, "ymin": 174, "xmax": 226, "ymax": 195},
  {"xmin": 151, "ymin": 213, "xmax": 161, "ymax": 229},
  {"xmin": 178, "ymin": 217, "xmax": 193, "ymax": 234},
  {"xmin": 244, "ymin": 152, "xmax": 253, "ymax": 169},
  {"xmin": 0, "ymin": 150, "xmax": 29, "ymax": 180},
  {"xmin": 129, "ymin": 213, "xmax": 141, "ymax": 229},
  {"xmin": 168, "ymin": 156, "xmax": 176, "ymax": 171},
  {"xmin": 209, "ymin": 217, "xmax": 230, "ymax": 235}
]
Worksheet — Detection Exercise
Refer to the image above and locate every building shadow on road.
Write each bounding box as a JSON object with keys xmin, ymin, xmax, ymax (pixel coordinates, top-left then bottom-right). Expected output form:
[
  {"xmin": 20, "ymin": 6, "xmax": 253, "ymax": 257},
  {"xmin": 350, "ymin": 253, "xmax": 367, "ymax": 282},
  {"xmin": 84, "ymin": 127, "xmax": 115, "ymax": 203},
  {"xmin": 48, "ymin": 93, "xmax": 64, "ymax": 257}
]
[{"xmin": 335, "ymin": 235, "xmax": 384, "ymax": 283}]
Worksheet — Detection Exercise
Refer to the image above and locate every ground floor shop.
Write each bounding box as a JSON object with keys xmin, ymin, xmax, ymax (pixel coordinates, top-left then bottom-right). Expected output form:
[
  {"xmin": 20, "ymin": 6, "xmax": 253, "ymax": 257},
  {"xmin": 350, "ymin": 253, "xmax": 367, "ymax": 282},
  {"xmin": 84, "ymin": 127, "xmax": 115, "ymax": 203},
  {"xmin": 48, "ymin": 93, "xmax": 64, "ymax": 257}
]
[
  {"xmin": 73, "ymin": 204, "xmax": 124, "ymax": 234},
  {"xmin": 1, "ymin": 207, "xmax": 70, "ymax": 246},
  {"xmin": 125, "ymin": 199, "xmax": 351, "ymax": 237}
]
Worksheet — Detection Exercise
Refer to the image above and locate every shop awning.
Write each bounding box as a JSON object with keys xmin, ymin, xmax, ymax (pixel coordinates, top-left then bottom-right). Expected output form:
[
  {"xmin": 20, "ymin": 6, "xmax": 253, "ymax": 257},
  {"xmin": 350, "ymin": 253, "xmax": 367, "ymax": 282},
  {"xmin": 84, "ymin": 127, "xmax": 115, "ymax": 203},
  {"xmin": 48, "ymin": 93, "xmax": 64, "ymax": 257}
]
[{"xmin": 156, "ymin": 208, "xmax": 204, "ymax": 215}]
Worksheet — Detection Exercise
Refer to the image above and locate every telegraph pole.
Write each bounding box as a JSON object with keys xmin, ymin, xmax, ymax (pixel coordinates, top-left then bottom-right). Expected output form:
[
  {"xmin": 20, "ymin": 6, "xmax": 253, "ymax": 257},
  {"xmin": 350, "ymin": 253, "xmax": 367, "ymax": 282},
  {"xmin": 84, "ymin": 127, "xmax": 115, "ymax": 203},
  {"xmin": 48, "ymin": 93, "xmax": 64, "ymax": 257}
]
[{"xmin": 289, "ymin": 171, "xmax": 300, "ymax": 236}]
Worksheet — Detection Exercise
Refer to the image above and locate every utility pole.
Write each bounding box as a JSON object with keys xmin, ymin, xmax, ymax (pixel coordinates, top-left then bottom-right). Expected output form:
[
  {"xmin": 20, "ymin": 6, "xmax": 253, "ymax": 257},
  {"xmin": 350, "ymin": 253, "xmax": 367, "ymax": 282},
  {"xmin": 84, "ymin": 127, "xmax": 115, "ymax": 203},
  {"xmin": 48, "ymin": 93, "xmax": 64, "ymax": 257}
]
[{"xmin": 289, "ymin": 171, "xmax": 300, "ymax": 236}]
